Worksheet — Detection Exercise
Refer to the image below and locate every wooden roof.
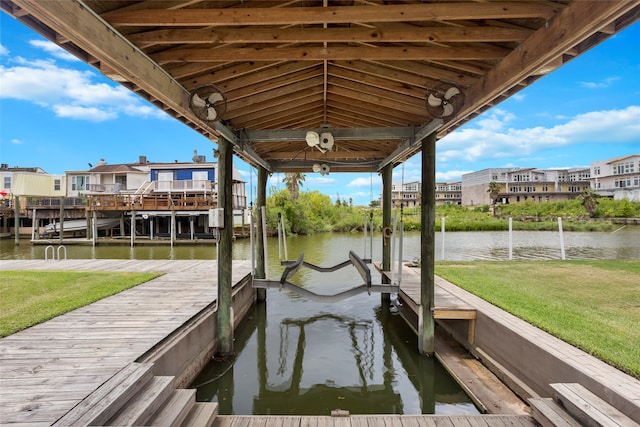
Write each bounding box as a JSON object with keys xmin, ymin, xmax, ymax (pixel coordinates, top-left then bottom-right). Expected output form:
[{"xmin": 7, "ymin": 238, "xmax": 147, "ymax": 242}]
[{"xmin": 2, "ymin": 1, "xmax": 638, "ymax": 173}]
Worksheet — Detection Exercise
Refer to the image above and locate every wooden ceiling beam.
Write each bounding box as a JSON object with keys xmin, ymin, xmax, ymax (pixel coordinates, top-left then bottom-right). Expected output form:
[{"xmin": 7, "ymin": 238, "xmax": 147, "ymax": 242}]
[
  {"xmin": 105, "ymin": 3, "xmax": 560, "ymax": 27},
  {"xmin": 328, "ymin": 66, "xmax": 425, "ymax": 99},
  {"xmin": 172, "ymin": 61, "xmax": 283, "ymax": 83},
  {"xmin": 152, "ymin": 44, "xmax": 510, "ymax": 63},
  {"xmin": 329, "ymin": 78, "xmax": 425, "ymax": 115},
  {"xmin": 327, "ymin": 101, "xmax": 410, "ymax": 127},
  {"xmin": 369, "ymin": 60, "xmax": 480, "ymax": 84},
  {"xmin": 226, "ymin": 76, "xmax": 324, "ymax": 112},
  {"xmin": 217, "ymin": 61, "xmax": 322, "ymax": 93},
  {"xmin": 226, "ymin": 71, "xmax": 324, "ymax": 103},
  {"xmin": 244, "ymin": 101, "xmax": 323, "ymax": 129},
  {"xmin": 327, "ymin": 93, "xmax": 422, "ymax": 125},
  {"xmin": 230, "ymin": 93, "xmax": 325, "ymax": 124},
  {"xmin": 226, "ymin": 87, "xmax": 325, "ymax": 120},
  {"xmin": 128, "ymin": 25, "xmax": 533, "ymax": 47}
]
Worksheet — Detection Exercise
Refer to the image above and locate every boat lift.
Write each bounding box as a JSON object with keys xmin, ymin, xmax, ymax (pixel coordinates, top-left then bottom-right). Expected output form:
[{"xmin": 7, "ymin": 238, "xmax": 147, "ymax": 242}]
[{"xmin": 251, "ymin": 210, "xmax": 403, "ymax": 302}]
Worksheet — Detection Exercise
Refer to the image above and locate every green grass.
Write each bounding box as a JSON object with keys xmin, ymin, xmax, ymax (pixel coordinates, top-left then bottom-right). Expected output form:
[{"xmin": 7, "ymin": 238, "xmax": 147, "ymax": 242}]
[
  {"xmin": 435, "ymin": 260, "xmax": 640, "ymax": 378},
  {"xmin": 0, "ymin": 270, "xmax": 162, "ymax": 337}
]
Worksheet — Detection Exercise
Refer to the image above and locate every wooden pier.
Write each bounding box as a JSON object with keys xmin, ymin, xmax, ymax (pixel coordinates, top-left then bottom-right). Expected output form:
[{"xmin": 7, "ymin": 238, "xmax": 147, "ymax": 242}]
[{"xmin": 0, "ymin": 259, "xmax": 251, "ymax": 426}]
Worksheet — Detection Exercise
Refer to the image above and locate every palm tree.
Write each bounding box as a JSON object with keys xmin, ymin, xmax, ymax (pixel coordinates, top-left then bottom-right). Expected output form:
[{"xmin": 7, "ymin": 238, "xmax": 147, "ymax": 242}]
[
  {"xmin": 578, "ymin": 187, "xmax": 599, "ymax": 217},
  {"xmin": 283, "ymin": 172, "xmax": 305, "ymax": 200},
  {"xmin": 487, "ymin": 181, "xmax": 501, "ymax": 216}
]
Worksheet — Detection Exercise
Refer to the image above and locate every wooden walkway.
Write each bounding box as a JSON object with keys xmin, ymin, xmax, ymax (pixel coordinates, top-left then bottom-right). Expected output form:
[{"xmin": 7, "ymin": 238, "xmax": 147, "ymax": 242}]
[{"xmin": 0, "ymin": 259, "xmax": 251, "ymax": 426}]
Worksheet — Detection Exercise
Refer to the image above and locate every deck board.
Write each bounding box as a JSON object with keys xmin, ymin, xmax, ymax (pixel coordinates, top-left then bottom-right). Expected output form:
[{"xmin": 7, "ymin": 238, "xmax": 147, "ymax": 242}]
[{"xmin": 0, "ymin": 259, "xmax": 251, "ymax": 425}]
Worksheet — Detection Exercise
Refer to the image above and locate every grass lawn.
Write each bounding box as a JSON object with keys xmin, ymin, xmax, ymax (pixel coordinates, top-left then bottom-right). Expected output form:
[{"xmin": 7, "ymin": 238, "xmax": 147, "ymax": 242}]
[
  {"xmin": 0, "ymin": 270, "xmax": 162, "ymax": 337},
  {"xmin": 435, "ymin": 260, "xmax": 640, "ymax": 379}
]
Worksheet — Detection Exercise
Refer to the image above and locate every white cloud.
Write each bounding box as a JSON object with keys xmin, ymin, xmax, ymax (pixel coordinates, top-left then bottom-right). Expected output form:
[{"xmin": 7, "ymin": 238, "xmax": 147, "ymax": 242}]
[
  {"xmin": 29, "ymin": 40, "xmax": 78, "ymax": 61},
  {"xmin": 53, "ymin": 105, "xmax": 117, "ymax": 121},
  {"xmin": 347, "ymin": 177, "xmax": 373, "ymax": 187},
  {"xmin": 578, "ymin": 76, "xmax": 620, "ymax": 89},
  {"xmin": 511, "ymin": 93, "xmax": 526, "ymax": 102},
  {"xmin": 438, "ymin": 106, "xmax": 640, "ymax": 163},
  {"xmin": 11, "ymin": 138, "xmax": 23, "ymax": 145},
  {"xmin": 0, "ymin": 43, "xmax": 8, "ymax": 56},
  {"xmin": 0, "ymin": 57, "xmax": 164, "ymax": 121}
]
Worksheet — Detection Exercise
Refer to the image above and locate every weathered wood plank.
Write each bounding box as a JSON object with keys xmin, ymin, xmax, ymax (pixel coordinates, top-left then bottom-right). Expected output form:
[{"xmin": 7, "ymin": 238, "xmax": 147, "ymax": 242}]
[{"xmin": 0, "ymin": 260, "xmax": 251, "ymax": 426}]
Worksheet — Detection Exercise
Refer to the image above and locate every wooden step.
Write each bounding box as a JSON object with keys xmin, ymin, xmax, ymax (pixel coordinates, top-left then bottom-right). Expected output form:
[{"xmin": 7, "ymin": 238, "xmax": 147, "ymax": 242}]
[
  {"xmin": 529, "ymin": 398, "xmax": 582, "ymax": 427},
  {"xmin": 106, "ymin": 376, "xmax": 175, "ymax": 426},
  {"xmin": 551, "ymin": 383, "xmax": 637, "ymax": 427},
  {"xmin": 147, "ymin": 389, "xmax": 197, "ymax": 427},
  {"xmin": 53, "ymin": 362, "xmax": 154, "ymax": 426},
  {"xmin": 181, "ymin": 402, "xmax": 219, "ymax": 427}
]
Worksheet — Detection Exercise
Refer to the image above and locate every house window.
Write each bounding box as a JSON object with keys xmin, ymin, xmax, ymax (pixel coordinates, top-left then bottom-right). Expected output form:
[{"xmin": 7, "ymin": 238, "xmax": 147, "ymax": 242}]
[
  {"xmin": 3, "ymin": 176, "xmax": 11, "ymax": 189},
  {"xmin": 542, "ymin": 185, "xmax": 549, "ymax": 192},
  {"xmin": 72, "ymin": 175, "xmax": 89, "ymax": 191},
  {"xmin": 54, "ymin": 179, "xmax": 61, "ymax": 191}
]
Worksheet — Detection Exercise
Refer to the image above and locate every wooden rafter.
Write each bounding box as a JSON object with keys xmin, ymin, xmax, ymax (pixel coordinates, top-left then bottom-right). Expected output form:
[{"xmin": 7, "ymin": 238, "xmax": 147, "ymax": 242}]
[
  {"xmin": 128, "ymin": 25, "xmax": 534, "ymax": 47},
  {"xmin": 104, "ymin": 3, "xmax": 560, "ymax": 27},
  {"xmin": 152, "ymin": 45, "xmax": 511, "ymax": 63}
]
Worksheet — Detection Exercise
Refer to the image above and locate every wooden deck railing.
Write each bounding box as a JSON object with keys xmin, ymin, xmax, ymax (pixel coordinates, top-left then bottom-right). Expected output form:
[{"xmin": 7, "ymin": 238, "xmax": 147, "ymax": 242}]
[{"xmin": 86, "ymin": 194, "xmax": 218, "ymax": 211}]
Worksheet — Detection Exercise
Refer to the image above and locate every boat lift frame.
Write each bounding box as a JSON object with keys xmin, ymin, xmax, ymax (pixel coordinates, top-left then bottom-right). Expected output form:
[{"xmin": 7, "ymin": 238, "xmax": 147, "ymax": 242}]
[{"xmin": 252, "ymin": 212, "xmax": 402, "ymax": 303}]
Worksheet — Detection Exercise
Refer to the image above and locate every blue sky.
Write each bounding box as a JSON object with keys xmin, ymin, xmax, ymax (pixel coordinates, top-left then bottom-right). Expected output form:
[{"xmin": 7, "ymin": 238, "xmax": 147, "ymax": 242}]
[{"xmin": 1, "ymin": 14, "xmax": 639, "ymax": 206}]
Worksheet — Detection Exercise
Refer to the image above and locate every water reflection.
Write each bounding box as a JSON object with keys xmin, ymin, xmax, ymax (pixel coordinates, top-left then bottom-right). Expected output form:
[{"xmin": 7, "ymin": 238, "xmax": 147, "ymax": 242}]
[
  {"xmin": 2, "ymin": 228, "xmax": 639, "ymax": 261},
  {"xmin": 192, "ymin": 291, "xmax": 478, "ymax": 415}
]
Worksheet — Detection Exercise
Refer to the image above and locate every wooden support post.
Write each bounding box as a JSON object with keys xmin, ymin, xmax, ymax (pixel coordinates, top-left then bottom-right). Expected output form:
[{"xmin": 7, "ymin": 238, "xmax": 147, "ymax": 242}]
[
  {"xmin": 419, "ymin": 131, "xmax": 437, "ymax": 356},
  {"xmin": 31, "ymin": 208, "xmax": 37, "ymax": 241},
  {"xmin": 381, "ymin": 163, "xmax": 393, "ymax": 302},
  {"xmin": 58, "ymin": 196, "xmax": 64, "ymax": 244},
  {"xmin": 170, "ymin": 210, "xmax": 176, "ymax": 247},
  {"xmin": 92, "ymin": 211, "xmax": 97, "ymax": 247},
  {"xmin": 216, "ymin": 137, "xmax": 234, "ymax": 356},
  {"xmin": 130, "ymin": 210, "xmax": 136, "ymax": 247},
  {"xmin": 120, "ymin": 214, "xmax": 125, "ymax": 237},
  {"xmin": 255, "ymin": 166, "xmax": 268, "ymax": 301},
  {"xmin": 14, "ymin": 196, "xmax": 20, "ymax": 245},
  {"xmin": 86, "ymin": 209, "xmax": 91, "ymax": 241}
]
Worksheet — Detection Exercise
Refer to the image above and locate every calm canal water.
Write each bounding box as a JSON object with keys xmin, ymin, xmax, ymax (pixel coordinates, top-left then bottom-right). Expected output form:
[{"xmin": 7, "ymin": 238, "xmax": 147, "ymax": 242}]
[
  {"xmin": 1, "ymin": 228, "xmax": 637, "ymax": 415},
  {"xmin": 2, "ymin": 228, "xmax": 639, "ymax": 261}
]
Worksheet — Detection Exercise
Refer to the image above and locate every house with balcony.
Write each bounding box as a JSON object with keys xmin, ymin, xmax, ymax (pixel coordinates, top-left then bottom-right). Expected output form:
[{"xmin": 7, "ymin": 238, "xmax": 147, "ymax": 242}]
[
  {"xmin": 591, "ymin": 154, "xmax": 640, "ymax": 201},
  {"xmin": 70, "ymin": 152, "xmax": 247, "ymax": 241},
  {"xmin": 462, "ymin": 167, "xmax": 591, "ymax": 206}
]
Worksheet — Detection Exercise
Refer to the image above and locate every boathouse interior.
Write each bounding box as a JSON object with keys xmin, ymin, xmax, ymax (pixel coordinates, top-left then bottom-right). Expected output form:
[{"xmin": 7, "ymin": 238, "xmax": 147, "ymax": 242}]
[
  {"xmin": 3, "ymin": 0, "xmax": 638, "ymax": 354},
  {"xmin": 2, "ymin": 2, "xmax": 640, "ymax": 424}
]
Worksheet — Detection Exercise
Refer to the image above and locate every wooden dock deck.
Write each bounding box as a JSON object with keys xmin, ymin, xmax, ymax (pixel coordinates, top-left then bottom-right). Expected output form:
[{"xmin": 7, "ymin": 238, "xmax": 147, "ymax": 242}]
[{"xmin": 0, "ymin": 259, "xmax": 251, "ymax": 425}]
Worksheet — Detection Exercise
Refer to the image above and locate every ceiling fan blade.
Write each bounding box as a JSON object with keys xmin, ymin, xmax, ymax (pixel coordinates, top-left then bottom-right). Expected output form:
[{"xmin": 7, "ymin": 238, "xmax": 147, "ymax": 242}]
[
  {"xmin": 207, "ymin": 92, "xmax": 224, "ymax": 104},
  {"xmin": 192, "ymin": 93, "xmax": 206, "ymax": 108},
  {"xmin": 427, "ymin": 93, "xmax": 442, "ymax": 107},
  {"xmin": 444, "ymin": 86, "xmax": 460, "ymax": 100},
  {"xmin": 207, "ymin": 107, "xmax": 218, "ymax": 121},
  {"xmin": 442, "ymin": 103, "xmax": 454, "ymax": 117}
]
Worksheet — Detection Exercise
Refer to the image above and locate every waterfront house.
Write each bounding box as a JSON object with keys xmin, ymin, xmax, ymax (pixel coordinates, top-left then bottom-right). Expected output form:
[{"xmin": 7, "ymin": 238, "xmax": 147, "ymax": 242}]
[
  {"xmin": 462, "ymin": 167, "xmax": 591, "ymax": 206},
  {"xmin": 591, "ymin": 154, "xmax": 640, "ymax": 201}
]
